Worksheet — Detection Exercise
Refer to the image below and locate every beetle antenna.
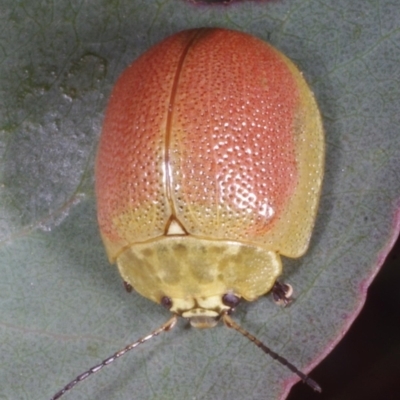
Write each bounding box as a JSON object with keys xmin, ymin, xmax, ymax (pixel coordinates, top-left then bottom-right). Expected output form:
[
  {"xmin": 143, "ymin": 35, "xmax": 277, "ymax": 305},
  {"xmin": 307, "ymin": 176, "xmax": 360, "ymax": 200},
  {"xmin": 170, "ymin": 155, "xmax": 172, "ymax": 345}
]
[
  {"xmin": 222, "ymin": 312, "xmax": 321, "ymax": 393},
  {"xmin": 50, "ymin": 314, "xmax": 178, "ymax": 400}
]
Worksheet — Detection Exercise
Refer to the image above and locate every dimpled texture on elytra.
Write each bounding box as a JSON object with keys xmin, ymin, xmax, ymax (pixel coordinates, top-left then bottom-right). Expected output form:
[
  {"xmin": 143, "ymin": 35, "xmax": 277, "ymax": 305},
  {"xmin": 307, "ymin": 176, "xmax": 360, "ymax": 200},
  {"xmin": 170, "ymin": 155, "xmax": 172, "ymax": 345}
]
[{"xmin": 96, "ymin": 29, "xmax": 324, "ymax": 263}]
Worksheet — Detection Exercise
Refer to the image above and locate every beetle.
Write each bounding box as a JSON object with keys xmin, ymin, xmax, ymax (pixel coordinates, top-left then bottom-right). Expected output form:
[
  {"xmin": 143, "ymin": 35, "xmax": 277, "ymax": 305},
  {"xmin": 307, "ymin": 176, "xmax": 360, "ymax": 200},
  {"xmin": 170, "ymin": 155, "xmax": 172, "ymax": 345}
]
[{"xmin": 51, "ymin": 28, "xmax": 324, "ymax": 399}]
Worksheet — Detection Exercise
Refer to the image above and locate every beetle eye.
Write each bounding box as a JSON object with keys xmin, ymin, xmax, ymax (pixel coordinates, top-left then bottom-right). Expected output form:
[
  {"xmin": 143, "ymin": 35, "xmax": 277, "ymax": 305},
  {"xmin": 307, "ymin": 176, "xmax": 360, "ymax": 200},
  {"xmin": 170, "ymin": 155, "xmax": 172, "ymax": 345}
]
[
  {"xmin": 222, "ymin": 293, "xmax": 241, "ymax": 308},
  {"xmin": 161, "ymin": 296, "xmax": 173, "ymax": 309}
]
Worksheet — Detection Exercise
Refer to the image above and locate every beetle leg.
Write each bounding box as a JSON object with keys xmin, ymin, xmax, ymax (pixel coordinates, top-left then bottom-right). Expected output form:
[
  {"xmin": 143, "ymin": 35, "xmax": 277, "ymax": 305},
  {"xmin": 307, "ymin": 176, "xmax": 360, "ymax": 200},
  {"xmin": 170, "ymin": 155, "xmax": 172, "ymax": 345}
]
[
  {"xmin": 123, "ymin": 281, "xmax": 133, "ymax": 293},
  {"xmin": 272, "ymin": 281, "xmax": 293, "ymax": 307}
]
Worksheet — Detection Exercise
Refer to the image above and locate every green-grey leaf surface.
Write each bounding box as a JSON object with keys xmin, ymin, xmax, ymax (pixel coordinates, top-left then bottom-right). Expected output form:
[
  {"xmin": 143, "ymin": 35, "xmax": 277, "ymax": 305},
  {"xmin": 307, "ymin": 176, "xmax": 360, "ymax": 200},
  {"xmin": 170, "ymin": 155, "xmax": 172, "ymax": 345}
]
[{"xmin": 1, "ymin": 1, "xmax": 400, "ymax": 399}]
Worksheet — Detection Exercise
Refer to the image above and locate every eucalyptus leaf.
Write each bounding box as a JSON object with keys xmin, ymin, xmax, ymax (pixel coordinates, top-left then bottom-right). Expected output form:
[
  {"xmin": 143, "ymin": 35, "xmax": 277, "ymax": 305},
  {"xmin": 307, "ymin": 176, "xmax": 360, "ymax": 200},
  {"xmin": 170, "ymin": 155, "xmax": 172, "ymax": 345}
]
[{"xmin": 1, "ymin": 1, "xmax": 400, "ymax": 400}]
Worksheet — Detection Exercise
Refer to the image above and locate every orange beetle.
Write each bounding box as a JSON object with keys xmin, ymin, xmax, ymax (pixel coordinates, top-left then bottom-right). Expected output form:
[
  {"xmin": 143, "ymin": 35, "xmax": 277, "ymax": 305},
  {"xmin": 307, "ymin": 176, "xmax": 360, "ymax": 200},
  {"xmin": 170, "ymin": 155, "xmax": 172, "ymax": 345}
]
[{"xmin": 52, "ymin": 28, "xmax": 324, "ymax": 399}]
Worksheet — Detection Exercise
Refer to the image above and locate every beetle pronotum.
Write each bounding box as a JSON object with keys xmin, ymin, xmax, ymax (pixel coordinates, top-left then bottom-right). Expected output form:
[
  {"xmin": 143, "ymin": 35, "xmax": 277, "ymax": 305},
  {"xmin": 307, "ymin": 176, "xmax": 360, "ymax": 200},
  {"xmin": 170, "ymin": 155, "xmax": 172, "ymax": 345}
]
[{"xmin": 51, "ymin": 28, "xmax": 324, "ymax": 399}]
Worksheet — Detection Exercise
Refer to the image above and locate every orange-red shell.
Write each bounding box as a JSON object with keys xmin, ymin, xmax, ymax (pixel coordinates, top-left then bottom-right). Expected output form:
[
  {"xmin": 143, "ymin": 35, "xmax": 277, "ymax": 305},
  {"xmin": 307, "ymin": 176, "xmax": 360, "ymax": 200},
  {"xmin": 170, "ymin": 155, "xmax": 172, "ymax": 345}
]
[{"xmin": 96, "ymin": 28, "xmax": 324, "ymax": 263}]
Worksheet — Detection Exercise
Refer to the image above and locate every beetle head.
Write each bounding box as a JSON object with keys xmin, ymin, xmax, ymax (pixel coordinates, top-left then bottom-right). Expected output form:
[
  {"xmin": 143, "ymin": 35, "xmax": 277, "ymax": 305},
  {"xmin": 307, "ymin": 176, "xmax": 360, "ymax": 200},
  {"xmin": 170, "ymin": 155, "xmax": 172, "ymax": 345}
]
[{"xmin": 161, "ymin": 292, "xmax": 241, "ymax": 328}]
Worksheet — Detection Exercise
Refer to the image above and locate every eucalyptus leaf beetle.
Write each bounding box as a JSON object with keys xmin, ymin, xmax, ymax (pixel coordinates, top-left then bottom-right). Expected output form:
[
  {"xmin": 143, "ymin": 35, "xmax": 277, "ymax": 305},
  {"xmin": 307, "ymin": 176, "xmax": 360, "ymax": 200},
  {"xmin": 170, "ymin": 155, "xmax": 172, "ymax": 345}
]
[{"xmin": 51, "ymin": 28, "xmax": 324, "ymax": 400}]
